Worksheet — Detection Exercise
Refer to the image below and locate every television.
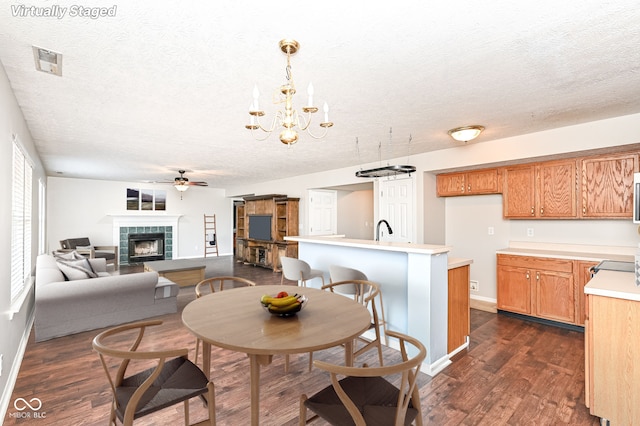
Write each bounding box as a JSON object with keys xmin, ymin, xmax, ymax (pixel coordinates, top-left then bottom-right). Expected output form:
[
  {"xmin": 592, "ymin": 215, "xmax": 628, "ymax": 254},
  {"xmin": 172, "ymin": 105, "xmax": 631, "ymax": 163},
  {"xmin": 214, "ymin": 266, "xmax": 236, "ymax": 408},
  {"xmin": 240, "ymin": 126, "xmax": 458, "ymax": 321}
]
[{"xmin": 249, "ymin": 215, "xmax": 272, "ymax": 241}]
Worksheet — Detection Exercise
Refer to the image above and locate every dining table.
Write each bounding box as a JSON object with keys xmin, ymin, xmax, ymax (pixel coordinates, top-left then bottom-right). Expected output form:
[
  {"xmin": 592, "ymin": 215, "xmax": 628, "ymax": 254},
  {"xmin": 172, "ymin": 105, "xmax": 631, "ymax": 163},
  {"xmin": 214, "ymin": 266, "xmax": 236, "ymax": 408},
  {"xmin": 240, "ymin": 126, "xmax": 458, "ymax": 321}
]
[{"xmin": 181, "ymin": 284, "xmax": 372, "ymax": 426}]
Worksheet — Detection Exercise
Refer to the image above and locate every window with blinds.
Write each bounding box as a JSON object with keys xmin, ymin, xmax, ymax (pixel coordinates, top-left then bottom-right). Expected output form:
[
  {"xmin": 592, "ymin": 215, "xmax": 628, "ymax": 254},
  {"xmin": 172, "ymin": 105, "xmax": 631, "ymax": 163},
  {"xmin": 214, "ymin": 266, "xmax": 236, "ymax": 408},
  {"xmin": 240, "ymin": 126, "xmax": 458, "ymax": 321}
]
[{"xmin": 11, "ymin": 138, "xmax": 33, "ymax": 303}]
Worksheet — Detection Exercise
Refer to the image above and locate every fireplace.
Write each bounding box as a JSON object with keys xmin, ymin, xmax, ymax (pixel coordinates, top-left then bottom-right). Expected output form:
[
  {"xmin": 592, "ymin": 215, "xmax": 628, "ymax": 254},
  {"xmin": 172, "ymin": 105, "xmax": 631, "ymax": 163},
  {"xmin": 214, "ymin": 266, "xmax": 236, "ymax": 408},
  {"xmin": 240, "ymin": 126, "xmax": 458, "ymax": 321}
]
[{"xmin": 128, "ymin": 233, "xmax": 165, "ymax": 263}]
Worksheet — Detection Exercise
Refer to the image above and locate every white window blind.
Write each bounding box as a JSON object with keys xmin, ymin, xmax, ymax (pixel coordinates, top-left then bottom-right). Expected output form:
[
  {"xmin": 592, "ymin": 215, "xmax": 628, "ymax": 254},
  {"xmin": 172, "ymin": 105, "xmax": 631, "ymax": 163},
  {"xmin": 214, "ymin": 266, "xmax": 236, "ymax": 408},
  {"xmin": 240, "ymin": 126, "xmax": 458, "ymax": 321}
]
[{"xmin": 11, "ymin": 138, "xmax": 33, "ymax": 303}]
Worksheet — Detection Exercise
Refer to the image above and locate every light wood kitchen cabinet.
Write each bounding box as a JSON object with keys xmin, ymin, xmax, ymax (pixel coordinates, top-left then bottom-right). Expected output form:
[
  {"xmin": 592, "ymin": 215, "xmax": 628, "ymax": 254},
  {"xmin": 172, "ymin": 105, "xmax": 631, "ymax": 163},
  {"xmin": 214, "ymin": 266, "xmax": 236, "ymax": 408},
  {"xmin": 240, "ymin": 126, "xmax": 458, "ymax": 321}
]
[
  {"xmin": 497, "ymin": 254, "xmax": 575, "ymax": 324},
  {"xmin": 502, "ymin": 159, "xmax": 577, "ymax": 219},
  {"xmin": 586, "ymin": 293, "xmax": 640, "ymax": 424},
  {"xmin": 436, "ymin": 168, "xmax": 500, "ymax": 196},
  {"xmin": 576, "ymin": 260, "xmax": 598, "ymax": 326},
  {"xmin": 580, "ymin": 152, "xmax": 639, "ymax": 218},
  {"xmin": 447, "ymin": 264, "xmax": 470, "ymax": 353}
]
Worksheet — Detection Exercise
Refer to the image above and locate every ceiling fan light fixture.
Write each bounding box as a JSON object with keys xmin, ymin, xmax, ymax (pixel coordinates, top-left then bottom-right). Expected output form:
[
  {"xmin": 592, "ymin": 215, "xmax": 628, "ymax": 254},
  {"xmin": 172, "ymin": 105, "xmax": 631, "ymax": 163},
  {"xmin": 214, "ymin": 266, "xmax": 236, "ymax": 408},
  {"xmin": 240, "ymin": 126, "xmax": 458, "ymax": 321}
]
[
  {"xmin": 448, "ymin": 125, "xmax": 485, "ymax": 142},
  {"xmin": 174, "ymin": 182, "xmax": 189, "ymax": 192}
]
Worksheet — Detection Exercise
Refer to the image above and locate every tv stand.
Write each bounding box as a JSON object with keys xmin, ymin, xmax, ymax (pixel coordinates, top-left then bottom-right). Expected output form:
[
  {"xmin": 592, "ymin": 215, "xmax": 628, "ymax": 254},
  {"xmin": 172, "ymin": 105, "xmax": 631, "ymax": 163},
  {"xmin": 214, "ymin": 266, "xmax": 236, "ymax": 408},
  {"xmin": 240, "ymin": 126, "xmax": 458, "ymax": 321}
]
[{"xmin": 235, "ymin": 195, "xmax": 299, "ymax": 272}]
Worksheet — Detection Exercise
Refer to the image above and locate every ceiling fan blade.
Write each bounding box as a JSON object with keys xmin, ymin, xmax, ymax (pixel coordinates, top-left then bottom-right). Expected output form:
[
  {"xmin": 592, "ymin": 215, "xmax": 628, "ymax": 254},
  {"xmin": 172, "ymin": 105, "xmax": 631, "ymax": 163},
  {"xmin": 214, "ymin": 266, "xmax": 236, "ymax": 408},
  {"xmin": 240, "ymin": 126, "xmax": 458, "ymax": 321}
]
[{"xmin": 189, "ymin": 181, "xmax": 208, "ymax": 186}]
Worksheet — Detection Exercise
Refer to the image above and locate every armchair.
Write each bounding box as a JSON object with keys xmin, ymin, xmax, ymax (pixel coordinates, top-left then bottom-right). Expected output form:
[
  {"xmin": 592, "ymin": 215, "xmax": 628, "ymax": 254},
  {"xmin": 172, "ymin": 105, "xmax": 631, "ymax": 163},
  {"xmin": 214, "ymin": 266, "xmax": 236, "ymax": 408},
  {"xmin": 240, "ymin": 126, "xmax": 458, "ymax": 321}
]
[{"xmin": 59, "ymin": 237, "xmax": 118, "ymax": 268}]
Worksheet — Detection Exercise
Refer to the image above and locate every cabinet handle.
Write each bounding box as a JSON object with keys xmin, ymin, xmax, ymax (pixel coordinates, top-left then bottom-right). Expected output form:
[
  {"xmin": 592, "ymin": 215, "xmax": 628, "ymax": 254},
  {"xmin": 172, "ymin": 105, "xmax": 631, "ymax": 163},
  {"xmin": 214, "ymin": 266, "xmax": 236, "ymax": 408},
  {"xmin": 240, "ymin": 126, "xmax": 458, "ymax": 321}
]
[
  {"xmin": 468, "ymin": 184, "xmax": 471, "ymax": 192},
  {"xmin": 536, "ymin": 272, "xmax": 540, "ymax": 280},
  {"xmin": 583, "ymin": 206, "xmax": 586, "ymax": 214},
  {"xmin": 530, "ymin": 207, "xmax": 535, "ymax": 215},
  {"xmin": 526, "ymin": 271, "xmax": 530, "ymax": 280},
  {"xmin": 461, "ymin": 185, "xmax": 465, "ymax": 193},
  {"xmin": 540, "ymin": 207, "xmax": 544, "ymax": 215}
]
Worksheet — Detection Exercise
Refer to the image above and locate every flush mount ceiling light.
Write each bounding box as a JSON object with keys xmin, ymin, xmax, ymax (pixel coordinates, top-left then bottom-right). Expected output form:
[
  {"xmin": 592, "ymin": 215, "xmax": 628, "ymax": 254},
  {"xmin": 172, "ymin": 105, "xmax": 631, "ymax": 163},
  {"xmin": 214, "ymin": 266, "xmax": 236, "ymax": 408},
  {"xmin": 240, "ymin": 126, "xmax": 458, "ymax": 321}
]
[
  {"xmin": 448, "ymin": 125, "xmax": 485, "ymax": 142},
  {"xmin": 32, "ymin": 46, "xmax": 62, "ymax": 76},
  {"xmin": 245, "ymin": 39, "xmax": 333, "ymax": 145}
]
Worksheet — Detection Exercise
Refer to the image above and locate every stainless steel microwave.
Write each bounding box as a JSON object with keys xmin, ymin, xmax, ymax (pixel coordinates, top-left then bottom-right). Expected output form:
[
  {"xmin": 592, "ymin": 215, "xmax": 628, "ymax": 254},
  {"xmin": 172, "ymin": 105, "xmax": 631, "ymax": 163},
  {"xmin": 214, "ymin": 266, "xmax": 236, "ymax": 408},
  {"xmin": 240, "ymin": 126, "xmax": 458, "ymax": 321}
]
[{"xmin": 634, "ymin": 172, "xmax": 640, "ymax": 223}]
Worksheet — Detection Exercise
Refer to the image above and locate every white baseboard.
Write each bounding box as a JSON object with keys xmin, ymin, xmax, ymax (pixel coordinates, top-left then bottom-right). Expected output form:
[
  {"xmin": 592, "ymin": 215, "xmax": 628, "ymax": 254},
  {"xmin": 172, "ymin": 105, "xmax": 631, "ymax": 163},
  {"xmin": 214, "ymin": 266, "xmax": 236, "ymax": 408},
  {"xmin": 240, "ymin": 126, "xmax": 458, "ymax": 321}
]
[
  {"xmin": 0, "ymin": 311, "xmax": 35, "ymax": 420},
  {"xmin": 470, "ymin": 295, "xmax": 497, "ymax": 313}
]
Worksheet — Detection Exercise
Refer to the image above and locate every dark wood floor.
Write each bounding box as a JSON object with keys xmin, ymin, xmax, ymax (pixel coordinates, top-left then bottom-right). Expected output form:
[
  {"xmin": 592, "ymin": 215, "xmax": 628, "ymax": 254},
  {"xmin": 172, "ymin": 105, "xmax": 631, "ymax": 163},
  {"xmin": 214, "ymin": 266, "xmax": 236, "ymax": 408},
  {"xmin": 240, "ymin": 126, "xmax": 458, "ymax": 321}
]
[{"xmin": 6, "ymin": 256, "xmax": 600, "ymax": 425}]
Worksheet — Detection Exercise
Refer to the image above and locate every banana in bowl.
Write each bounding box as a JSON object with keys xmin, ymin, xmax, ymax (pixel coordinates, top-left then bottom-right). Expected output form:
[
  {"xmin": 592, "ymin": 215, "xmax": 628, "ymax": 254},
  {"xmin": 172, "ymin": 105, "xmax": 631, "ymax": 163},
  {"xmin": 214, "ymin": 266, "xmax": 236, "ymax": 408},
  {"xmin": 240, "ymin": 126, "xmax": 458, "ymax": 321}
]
[{"xmin": 260, "ymin": 292, "xmax": 307, "ymax": 317}]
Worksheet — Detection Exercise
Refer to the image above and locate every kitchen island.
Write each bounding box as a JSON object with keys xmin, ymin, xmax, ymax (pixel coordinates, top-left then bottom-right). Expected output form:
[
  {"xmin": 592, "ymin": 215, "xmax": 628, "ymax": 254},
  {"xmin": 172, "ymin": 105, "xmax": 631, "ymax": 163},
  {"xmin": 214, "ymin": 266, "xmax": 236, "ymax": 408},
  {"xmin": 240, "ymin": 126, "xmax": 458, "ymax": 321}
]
[
  {"xmin": 284, "ymin": 235, "xmax": 462, "ymax": 376},
  {"xmin": 584, "ymin": 268, "xmax": 640, "ymax": 425}
]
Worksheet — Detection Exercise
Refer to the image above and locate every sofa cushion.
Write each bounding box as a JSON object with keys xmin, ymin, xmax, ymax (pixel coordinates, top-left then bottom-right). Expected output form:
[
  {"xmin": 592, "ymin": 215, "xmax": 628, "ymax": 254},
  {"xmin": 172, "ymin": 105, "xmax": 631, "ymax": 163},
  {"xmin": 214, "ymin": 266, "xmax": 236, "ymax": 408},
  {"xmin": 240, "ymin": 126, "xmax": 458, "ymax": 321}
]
[
  {"xmin": 56, "ymin": 258, "xmax": 98, "ymax": 280},
  {"xmin": 53, "ymin": 250, "xmax": 85, "ymax": 261}
]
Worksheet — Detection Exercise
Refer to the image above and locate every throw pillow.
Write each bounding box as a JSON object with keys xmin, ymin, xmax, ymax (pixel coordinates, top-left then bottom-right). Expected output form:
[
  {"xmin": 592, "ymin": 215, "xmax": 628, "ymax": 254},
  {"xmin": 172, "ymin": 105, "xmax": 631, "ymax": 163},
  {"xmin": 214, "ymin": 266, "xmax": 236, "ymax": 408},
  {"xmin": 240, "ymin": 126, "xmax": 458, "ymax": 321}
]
[
  {"xmin": 53, "ymin": 250, "xmax": 85, "ymax": 260},
  {"xmin": 76, "ymin": 245, "xmax": 94, "ymax": 251},
  {"xmin": 56, "ymin": 258, "xmax": 98, "ymax": 280}
]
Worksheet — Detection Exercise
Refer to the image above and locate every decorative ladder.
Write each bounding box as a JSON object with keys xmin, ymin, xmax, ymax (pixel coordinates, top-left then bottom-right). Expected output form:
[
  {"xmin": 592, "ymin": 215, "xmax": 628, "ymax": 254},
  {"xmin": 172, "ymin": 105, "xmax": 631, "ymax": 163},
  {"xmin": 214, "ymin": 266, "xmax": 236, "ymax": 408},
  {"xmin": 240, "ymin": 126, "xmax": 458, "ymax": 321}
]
[{"xmin": 204, "ymin": 214, "xmax": 219, "ymax": 257}]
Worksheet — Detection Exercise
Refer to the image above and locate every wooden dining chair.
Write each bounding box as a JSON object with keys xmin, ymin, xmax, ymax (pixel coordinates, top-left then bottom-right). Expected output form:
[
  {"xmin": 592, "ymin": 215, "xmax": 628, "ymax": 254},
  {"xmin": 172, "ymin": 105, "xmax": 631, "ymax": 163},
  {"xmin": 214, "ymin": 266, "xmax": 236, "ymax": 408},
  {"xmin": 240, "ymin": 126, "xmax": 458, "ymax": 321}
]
[
  {"xmin": 280, "ymin": 256, "xmax": 325, "ymax": 287},
  {"xmin": 194, "ymin": 276, "xmax": 256, "ymax": 365},
  {"xmin": 92, "ymin": 320, "xmax": 216, "ymax": 426},
  {"xmin": 329, "ymin": 265, "xmax": 388, "ymax": 345},
  {"xmin": 299, "ymin": 330, "xmax": 426, "ymax": 426},
  {"xmin": 302, "ymin": 279, "xmax": 385, "ymax": 374}
]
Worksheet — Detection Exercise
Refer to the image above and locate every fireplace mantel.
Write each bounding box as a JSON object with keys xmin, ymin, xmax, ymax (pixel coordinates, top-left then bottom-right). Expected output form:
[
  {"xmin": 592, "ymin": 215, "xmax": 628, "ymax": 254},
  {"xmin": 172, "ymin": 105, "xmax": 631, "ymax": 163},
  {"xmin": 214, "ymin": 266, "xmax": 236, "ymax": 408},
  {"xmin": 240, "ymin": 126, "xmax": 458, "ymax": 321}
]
[{"xmin": 110, "ymin": 214, "xmax": 182, "ymax": 260}]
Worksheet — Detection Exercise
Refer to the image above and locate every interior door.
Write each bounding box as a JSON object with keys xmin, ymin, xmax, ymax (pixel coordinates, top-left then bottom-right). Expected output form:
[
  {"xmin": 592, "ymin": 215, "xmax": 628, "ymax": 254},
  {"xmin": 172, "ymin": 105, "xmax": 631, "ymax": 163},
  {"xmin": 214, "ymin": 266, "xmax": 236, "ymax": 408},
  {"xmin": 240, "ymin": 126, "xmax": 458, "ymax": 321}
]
[
  {"xmin": 378, "ymin": 178, "xmax": 413, "ymax": 242},
  {"xmin": 308, "ymin": 189, "xmax": 337, "ymax": 235}
]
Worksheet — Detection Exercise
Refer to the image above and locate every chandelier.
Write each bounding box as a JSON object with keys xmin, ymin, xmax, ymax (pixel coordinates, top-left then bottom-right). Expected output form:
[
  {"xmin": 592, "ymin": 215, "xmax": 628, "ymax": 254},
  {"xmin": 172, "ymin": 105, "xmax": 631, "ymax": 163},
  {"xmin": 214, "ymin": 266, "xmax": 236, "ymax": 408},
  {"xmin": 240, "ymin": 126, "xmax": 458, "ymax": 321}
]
[{"xmin": 245, "ymin": 39, "xmax": 333, "ymax": 145}]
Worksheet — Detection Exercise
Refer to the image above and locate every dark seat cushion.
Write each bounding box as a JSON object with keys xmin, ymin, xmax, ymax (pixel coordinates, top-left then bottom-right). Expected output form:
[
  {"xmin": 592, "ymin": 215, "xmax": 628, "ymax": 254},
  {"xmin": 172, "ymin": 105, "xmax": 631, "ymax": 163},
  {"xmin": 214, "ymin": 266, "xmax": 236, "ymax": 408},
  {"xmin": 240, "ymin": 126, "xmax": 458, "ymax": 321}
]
[
  {"xmin": 305, "ymin": 376, "xmax": 418, "ymax": 426},
  {"xmin": 115, "ymin": 357, "xmax": 209, "ymax": 421}
]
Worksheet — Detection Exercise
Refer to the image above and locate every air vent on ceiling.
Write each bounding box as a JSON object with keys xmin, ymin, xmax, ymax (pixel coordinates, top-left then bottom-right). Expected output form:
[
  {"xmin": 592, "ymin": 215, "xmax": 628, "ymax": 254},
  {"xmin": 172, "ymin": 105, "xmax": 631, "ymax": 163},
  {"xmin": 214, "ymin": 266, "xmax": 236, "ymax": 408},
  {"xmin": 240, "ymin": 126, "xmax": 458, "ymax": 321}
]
[
  {"xmin": 355, "ymin": 165, "xmax": 416, "ymax": 178},
  {"xmin": 32, "ymin": 46, "xmax": 62, "ymax": 76}
]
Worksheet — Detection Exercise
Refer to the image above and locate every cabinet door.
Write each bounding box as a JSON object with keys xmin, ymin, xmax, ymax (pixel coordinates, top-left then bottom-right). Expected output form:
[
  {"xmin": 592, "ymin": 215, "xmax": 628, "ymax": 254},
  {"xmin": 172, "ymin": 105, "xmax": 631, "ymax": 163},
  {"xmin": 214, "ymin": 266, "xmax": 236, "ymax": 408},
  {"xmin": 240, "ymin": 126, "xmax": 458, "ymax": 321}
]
[
  {"xmin": 538, "ymin": 160, "xmax": 577, "ymax": 218},
  {"xmin": 466, "ymin": 169, "xmax": 500, "ymax": 194},
  {"xmin": 436, "ymin": 173, "xmax": 466, "ymax": 196},
  {"xmin": 577, "ymin": 261, "xmax": 598, "ymax": 326},
  {"xmin": 581, "ymin": 153, "xmax": 639, "ymax": 218},
  {"xmin": 534, "ymin": 269, "xmax": 575, "ymax": 323},
  {"xmin": 503, "ymin": 166, "xmax": 536, "ymax": 218},
  {"xmin": 497, "ymin": 265, "xmax": 531, "ymax": 314}
]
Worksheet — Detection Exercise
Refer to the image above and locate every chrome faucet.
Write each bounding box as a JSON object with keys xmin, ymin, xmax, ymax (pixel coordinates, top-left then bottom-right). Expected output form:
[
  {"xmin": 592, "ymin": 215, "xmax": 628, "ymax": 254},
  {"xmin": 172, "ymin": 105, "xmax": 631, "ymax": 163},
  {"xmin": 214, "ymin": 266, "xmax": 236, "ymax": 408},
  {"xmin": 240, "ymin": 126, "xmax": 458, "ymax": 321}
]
[{"xmin": 376, "ymin": 219, "xmax": 393, "ymax": 241}]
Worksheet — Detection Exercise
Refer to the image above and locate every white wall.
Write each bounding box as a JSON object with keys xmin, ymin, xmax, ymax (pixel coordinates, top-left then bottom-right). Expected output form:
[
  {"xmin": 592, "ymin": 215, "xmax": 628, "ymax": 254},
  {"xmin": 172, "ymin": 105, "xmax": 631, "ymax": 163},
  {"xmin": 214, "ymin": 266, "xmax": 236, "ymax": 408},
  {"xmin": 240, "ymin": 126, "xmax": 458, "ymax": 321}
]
[
  {"xmin": 0, "ymin": 63, "xmax": 47, "ymax": 418},
  {"xmin": 226, "ymin": 113, "xmax": 640, "ymax": 303},
  {"xmin": 337, "ymin": 189, "xmax": 374, "ymax": 239},
  {"xmin": 47, "ymin": 178, "xmax": 234, "ymax": 258}
]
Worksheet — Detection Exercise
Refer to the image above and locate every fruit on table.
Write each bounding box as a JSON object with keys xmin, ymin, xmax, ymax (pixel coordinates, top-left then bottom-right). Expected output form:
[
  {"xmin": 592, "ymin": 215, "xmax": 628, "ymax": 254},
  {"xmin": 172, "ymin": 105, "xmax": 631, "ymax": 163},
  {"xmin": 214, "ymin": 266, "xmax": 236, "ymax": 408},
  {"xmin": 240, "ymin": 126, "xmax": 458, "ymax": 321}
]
[
  {"xmin": 276, "ymin": 291, "xmax": 288, "ymax": 298},
  {"xmin": 260, "ymin": 293, "xmax": 305, "ymax": 314},
  {"xmin": 267, "ymin": 301, "xmax": 302, "ymax": 314}
]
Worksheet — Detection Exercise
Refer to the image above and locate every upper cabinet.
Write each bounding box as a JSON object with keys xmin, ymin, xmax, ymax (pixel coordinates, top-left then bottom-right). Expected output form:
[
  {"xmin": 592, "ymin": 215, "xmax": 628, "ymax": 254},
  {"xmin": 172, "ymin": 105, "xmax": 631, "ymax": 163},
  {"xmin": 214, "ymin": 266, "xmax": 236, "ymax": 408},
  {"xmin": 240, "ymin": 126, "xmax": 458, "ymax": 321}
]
[
  {"xmin": 503, "ymin": 159, "xmax": 577, "ymax": 219},
  {"xmin": 436, "ymin": 168, "xmax": 500, "ymax": 196},
  {"xmin": 437, "ymin": 149, "xmax": 638, "ymax": 220},
  {"xmin": 580, "ymin": 152, "xmax": 639, "ymax": 218}
]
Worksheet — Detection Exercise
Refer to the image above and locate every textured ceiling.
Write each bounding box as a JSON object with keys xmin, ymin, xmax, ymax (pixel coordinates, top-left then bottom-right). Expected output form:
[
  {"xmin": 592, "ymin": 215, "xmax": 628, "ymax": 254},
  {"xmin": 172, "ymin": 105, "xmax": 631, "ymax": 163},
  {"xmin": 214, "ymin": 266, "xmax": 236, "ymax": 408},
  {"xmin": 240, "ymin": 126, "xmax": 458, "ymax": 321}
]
[{"xmin": 1, "ymin": 1, "xmax": 640, "ymax": 188}]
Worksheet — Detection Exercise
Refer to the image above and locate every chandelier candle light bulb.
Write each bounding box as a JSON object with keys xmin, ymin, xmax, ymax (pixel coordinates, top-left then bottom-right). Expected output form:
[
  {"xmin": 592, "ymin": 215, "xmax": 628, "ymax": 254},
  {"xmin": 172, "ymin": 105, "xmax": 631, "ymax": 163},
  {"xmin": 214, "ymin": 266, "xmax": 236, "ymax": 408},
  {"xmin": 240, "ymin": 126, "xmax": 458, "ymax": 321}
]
[
  {"xmin": 245, "ymin": 39, "xmax": 333, "ymax": 145},
  {"xmin": 307, "ymin": 82, "xmax": 314, "ymax": 107}
]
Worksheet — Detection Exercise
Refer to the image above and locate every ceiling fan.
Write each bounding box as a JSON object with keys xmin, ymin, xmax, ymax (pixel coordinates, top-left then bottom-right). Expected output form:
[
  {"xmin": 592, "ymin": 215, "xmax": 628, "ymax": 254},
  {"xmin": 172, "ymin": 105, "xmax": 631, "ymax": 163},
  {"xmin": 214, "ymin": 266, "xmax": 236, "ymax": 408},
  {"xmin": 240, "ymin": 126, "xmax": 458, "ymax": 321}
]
[{"xmin": 160, "ymin": 170, "xmax": 208, "ymax": 197}]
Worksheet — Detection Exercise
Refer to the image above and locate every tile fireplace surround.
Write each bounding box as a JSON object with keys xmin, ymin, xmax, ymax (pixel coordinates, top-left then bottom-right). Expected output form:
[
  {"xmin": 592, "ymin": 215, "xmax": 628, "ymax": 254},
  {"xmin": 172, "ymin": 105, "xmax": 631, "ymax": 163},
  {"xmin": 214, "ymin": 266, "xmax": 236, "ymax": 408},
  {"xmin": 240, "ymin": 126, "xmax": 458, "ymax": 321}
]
[{"xmin": 110, "ymin": 214, "xmax": 182, "ymax": 265}]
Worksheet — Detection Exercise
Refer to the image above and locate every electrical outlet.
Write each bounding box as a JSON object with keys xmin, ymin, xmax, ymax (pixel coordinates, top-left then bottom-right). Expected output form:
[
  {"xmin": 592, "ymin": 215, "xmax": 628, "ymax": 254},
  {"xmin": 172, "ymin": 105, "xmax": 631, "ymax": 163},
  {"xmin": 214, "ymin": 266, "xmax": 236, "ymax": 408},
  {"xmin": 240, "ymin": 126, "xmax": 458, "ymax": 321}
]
[
  {"xmin": 488, "ymin": 226, "xmax": 494, "ymax": 235},
  {"xmin": 527, "ymin": 228, "xmax": 534, "ymax": 237},
  {"xmin": 470, "ymin": 280, "xmax": 479, "ymax": 292}
]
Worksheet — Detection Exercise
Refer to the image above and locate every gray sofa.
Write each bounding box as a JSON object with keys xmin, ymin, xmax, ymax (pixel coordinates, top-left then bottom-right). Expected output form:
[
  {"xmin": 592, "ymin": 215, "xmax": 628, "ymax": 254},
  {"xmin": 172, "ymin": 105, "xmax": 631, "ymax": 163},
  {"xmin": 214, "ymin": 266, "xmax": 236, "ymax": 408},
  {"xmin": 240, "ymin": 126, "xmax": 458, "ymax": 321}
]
[{"xmin": 35, "ymin": 253, "xmax": 179, "ymax": 342}]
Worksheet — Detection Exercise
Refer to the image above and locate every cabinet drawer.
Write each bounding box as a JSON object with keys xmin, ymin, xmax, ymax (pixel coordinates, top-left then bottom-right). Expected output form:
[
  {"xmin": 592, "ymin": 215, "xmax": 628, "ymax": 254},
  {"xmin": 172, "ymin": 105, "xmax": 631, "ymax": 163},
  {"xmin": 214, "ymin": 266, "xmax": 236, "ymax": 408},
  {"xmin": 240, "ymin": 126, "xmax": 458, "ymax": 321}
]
[{"xmin": 497, "ymin": 254, "xmax": 573, "ymax": 273}]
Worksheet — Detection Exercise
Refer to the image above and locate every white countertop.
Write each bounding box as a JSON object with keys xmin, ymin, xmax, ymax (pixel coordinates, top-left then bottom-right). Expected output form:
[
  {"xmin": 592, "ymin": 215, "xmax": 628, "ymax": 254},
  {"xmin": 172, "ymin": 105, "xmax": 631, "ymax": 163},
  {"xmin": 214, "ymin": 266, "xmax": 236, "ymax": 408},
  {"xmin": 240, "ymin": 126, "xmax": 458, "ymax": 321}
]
[
  {"xmin": 585, "ymin": 270, "xmax": 640, "ymax": 301},
  {"xmin": 285, "ymin": 235, "xmax": 451, "ymax": 255},
  {"xmin": 448, "ymin": 257, "xmax": 473, "ymax": 269},
  {"xmin": 497, "ymin": 241, "xmax": 635, "ymax": 262}
]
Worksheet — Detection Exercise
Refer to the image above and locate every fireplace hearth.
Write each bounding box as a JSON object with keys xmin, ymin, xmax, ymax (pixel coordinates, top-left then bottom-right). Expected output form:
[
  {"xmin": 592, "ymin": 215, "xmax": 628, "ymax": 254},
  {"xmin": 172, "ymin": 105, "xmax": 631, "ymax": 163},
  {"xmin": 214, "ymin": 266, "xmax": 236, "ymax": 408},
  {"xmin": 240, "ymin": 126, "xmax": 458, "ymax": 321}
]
[{"xmin": 128, "ymin": 232, "xmax": 165, "ymax": 263}]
